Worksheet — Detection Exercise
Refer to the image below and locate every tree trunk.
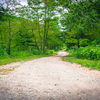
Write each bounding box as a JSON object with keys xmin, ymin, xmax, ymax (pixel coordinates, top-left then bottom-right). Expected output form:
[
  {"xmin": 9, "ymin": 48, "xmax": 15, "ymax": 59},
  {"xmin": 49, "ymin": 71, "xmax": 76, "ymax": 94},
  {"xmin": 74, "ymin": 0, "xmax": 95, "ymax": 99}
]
[
  {"xmin": 1, "ymin": 34, "xmax": 4, "ymax": 50},
  {"xmin": 43, "ymin": 0, "xmax": 47, "ymax": 53},
  {"xmin": 46, "ymin": 17, "xmax": 50, "ymax": 50},
  {"xmin": 8, "ymin": 20, "xmax": 11, "ymax": 56},
  {"xmin": 18, "ymin": 47, "xmax": 19, "ymax": 52},
  {"xmin": 29, "ymin": 46, "xmax": 31, "ymax": 53},
  {"xmin": 34, "ymin": 38, "xmax": 39, "ymax": 52},
  {"xmin": 37, "ymin": 9, "xmax": 42, "ymax": 52},
  {"xmin": 77, "ymin": 39, "xmax": 80, "ymax": 48},
  {"xmin": 8, "ymin": 38, "xmax": 11, "ymax": 56},
  {"xmin": 32, "ymin": 29, "xmax": 40, "ymax": 52}
]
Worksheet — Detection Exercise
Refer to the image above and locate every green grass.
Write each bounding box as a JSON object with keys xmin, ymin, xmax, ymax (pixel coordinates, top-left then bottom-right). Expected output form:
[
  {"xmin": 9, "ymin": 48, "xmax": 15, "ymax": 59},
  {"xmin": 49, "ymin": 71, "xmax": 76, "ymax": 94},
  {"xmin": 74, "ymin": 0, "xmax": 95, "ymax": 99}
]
[
  {"xmin": 62, "ymin": 52, "xmax": 100, "ymax": 70},
  {"xmin": 0, "ymin": 50, "xmax": 57, "ymax": 66},
  {"xmin": 0, "ymin": 55, "xmax": 53, "ymax": 66}
]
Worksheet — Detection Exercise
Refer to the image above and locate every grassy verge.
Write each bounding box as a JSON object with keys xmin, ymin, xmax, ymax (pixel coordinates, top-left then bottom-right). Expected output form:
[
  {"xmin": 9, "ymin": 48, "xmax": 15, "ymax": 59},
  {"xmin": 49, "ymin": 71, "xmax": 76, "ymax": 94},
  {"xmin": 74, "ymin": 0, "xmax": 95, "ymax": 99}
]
[
  {"xmin": 62, "ymin": 52, "xmax": 100, "ymax": 71},
  {"xmin": 0, "ymin": 54, "xmax": 54, "ymax": 74},
  {"xmin": 0, "ymin": 54, "xmax": 54, "ymax": 66},
  {"xmin": 0, "ymin": 50, "xmax": 57, "ymax": 74},
  {"xmin": 0, "ymin": 49, "xmax": 58, "ymax": 66}
]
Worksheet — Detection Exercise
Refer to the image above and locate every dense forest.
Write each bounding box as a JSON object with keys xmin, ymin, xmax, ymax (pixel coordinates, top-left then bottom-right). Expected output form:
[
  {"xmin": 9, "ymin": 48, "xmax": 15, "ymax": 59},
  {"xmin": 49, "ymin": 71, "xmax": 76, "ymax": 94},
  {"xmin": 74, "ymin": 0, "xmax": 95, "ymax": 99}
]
[{"xmin": 0, "ymin": 0, "xmax": 100, "ymax": 68}]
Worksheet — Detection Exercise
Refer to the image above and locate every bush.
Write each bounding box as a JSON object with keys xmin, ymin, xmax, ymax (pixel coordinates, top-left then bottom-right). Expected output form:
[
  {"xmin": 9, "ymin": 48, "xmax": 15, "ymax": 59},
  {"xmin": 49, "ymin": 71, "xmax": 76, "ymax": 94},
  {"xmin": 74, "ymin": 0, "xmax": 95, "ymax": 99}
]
[
  {"xmin": 44, "ymin": 50, "xmax": 56, "ymax": 55},
  {"xmin": 0, "ymin": 44, "xmax": 8, "ymax": 57},
  {"xmin": 96, "ymin": 38, "xmax": 100, "ymax": 45},
  {"xmin": 48, "ymin": 50, "xmax": 54, "ymax": 54},
  {"xmin": 0, "ymin": 48, "xmax": 5, "ymax": 56},
  {"xmin": 32, "ymin": 49, "xmax": 40, "ymax": 55},
  {"xmin": 73, "ymin": 46, "xmax": 100, "ymax": 60},
  {"xmin": 66, "ymin": 38, "xmax": 78, "ymax": 49},
  {"xmin": 11, "ymin": 51, "xmax": 31, "ymax": 58},
  {"xmin": 79, "ymin": 39, "xmax": 89, "ymax": 47},
  {"xmin": 0, "ymin": 48, "xmax": 9, "ymax": 58}
]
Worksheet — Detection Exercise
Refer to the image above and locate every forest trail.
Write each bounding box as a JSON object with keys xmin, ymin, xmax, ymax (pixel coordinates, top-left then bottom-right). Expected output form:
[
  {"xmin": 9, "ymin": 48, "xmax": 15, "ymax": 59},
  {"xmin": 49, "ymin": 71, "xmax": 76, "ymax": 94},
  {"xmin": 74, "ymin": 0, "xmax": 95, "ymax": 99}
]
[{"xmin": 0, "ymin": 50, "xmax": 100, "ymax": 100}]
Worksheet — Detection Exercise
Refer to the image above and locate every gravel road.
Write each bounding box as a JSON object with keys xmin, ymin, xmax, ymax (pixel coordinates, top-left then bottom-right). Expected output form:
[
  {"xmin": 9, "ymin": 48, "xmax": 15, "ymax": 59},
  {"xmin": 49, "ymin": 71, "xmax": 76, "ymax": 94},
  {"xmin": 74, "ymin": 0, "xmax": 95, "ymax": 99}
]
[{"xmin": 0, "ymin": 50, "xmax": 100, "ymax": 100}]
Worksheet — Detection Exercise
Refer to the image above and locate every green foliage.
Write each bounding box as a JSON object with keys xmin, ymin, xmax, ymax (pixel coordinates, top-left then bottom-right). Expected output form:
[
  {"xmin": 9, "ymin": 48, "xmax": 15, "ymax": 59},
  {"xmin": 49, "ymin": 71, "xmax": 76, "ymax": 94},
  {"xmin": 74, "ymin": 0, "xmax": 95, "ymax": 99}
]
[
  {"xmin": 63, "ymin": 52, "xmax": 100, "ymax": 70},
  {"xmin": 79, "ymin": 39, "xmax": 89, "ymax": 47},
  {"xmin": 73, "ymin": 46, "xmax": 100, "ymax": 60},
  {"xmin": 32, "ymin": 49, "xmax": 40, "ymax": 55},
  {"xmin": 96, "ymin": 38, "xmax": 100, "ymax": 45},
  {"xmin": 43, "ymin": 49, "xmax": 57, "ymax": 55},
  {"xmin": 48, "ymin": 50, "xmax": 56, "ymax": 54},
  {"xmin": 60, "ymin": 0, "xmax": 100, "ymax": 49},
  {"xmin": 1, "ymin": 0, "xmax": 100, "ymax": 67},
  {"xmin": 0, "ymin": 54, "xmax": 51, "ymax": 66},
  {"xmin": 0, "ymin": 48, "xmax": 5, "ymax": 56},
  {"xmin": 66, "ymin": 38, "xmax": 78, "ymax": 49},
  {"xmin": 0, "ymin": 48, "xmax": 57, "ymax": 65},
  {"xmin": 11, "ymin": 51, "xmax": 31, "ymax": 58},
  {"xmin": 0, "ymin": 44, "xmax": 8, "ymax": 57}
]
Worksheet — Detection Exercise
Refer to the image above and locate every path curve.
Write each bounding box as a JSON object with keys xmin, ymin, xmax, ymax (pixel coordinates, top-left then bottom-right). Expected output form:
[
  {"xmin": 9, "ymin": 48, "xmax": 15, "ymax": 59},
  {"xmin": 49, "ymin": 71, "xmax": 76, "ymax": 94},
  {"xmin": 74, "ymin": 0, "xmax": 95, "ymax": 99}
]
[{"xmin": 0, "ymin": 50, "xmax": 100, "ymax": 100}]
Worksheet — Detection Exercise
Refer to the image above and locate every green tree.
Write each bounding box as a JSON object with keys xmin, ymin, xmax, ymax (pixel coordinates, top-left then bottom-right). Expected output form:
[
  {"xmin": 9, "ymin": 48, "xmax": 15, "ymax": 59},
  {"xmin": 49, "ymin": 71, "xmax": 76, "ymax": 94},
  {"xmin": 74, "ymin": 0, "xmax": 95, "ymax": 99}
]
[
  {"xmin": 60, "ymin": 0, "xmax": 100, "ymax": 49},
  {"xmin": 0, "ymin": 17, "xmax": 20, "ymax": 55}
]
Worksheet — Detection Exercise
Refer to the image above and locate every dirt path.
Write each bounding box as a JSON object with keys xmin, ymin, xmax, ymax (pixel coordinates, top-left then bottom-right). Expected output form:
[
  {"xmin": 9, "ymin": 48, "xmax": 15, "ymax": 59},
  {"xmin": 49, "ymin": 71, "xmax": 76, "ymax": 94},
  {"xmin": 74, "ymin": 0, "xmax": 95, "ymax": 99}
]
[{"xmin": 0, "ymin": 50, "xmax": 100, "ymax": 100}]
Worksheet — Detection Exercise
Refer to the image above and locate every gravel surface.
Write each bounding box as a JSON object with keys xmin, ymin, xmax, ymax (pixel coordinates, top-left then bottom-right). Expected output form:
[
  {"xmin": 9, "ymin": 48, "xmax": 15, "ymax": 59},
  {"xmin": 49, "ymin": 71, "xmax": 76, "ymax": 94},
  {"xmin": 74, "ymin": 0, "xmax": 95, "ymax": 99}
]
[{"xmin": 0, "ymin": 50, "xmax": 100, "ymax": 100}]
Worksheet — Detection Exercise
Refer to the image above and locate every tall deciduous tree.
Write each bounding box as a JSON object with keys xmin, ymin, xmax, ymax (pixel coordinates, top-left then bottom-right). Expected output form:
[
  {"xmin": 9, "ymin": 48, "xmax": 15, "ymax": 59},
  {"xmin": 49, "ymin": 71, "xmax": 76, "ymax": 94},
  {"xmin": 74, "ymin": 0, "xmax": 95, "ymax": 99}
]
[
  {"xmin": 0, "ymin": 16, "xmax": 20, "ymax": 55},
  {"xmin": 60, "ymin": 0, "xmax": 100, "ymax": 49}
]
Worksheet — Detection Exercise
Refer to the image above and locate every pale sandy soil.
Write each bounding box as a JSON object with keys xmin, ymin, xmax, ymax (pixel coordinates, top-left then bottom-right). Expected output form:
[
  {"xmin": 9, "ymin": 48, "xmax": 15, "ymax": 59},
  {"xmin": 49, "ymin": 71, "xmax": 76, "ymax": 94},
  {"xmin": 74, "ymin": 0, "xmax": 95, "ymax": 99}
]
[{"xmin": 0, "ymin": 50, "xmax": 100, "ymax": 100}]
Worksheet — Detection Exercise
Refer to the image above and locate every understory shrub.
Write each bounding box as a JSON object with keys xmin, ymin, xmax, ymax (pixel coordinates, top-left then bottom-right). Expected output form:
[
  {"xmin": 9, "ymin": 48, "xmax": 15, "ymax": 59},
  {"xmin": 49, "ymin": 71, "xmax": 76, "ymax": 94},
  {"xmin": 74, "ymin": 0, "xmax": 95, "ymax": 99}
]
[
  {"xmin": 0, "ymin": 48, "xmax": 9, "ymax": 58},
  {"xmin": 11, "ymin": 51, "xmax": 31, "ymax": 58},
  {"xmin": 44, "ymin": 50, "xmax": 56, "ymax": 55},
  {"xmin": 0, "ymin": 48, "xmax": 5, "ymax": 56},
  {"xmin": 32, "ymin": 49, "xmax": 40, "ymax": 55},
  {"xmin": 73, "ymin": 46, "xmax": 100, "ymax": 60},
  {"xmin": 79, "ymin": 39, "xmax": 89, "ymax": 47}
]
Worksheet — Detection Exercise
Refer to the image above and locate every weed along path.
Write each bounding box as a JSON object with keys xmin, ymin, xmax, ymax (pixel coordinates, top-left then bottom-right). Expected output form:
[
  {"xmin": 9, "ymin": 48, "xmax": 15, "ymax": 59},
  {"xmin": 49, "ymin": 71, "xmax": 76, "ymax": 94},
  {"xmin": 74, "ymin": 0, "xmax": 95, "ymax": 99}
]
[{"xmin": 0, "ymin": 50, "xmax": 100, "ymax": 100}]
